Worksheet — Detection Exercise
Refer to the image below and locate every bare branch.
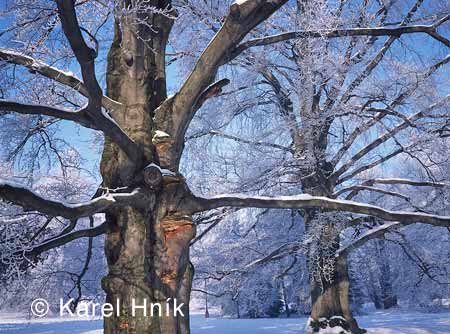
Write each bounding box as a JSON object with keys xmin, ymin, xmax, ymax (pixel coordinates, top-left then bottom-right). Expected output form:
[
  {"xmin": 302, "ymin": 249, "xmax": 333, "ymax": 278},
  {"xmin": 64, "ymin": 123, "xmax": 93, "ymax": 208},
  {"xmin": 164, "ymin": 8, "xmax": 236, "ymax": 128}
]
[
  {"xmin": 230, "ymin": 21, "xmax": 450, "ymax": 60},
  {"xmin": 209, "ymin": 130, "xmax": 294, "ymax": 153},
  {"xmin": 0, "ymin": 99, "xmax": 95, "ymax": 129},
  {"xmin": 26, "ymin": 221, "xmax": 108, "ymax": 256}
]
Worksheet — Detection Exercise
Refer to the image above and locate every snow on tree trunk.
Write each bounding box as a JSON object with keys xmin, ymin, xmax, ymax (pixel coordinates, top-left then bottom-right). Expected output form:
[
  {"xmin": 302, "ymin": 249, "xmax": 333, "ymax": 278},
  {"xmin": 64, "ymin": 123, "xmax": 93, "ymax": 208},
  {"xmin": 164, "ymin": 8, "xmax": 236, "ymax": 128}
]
[{"xmin": 303, "ymin": 209, "xmax": 366, "ymax": 334}]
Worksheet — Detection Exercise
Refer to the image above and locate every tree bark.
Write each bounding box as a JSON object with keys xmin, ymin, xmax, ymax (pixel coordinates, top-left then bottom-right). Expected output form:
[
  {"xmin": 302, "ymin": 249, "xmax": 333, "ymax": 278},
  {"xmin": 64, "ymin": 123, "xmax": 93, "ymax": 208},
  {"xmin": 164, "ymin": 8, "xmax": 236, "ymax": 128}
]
[
  {"xmin": 304, "ymin": 209, "xmax": 366, "ymax": 334},
  {"xmin": 99, "ymin": 5, "xmax": 196, "ymax": 333},
  {"xmin": 101, "ymin": 194, "xmax": 195, "ymax": 334},
  {"xmin": 299, "ymin": 159, "xmax": 365, "ymax": 334}
]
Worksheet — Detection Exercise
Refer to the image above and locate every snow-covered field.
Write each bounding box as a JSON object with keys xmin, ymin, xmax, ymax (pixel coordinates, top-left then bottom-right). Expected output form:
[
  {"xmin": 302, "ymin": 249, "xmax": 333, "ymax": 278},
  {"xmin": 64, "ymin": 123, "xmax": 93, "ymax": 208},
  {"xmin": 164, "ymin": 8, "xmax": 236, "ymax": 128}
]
[{"xmin": 0, "ymin": 310, "xmax": 449, "ymax": 334}]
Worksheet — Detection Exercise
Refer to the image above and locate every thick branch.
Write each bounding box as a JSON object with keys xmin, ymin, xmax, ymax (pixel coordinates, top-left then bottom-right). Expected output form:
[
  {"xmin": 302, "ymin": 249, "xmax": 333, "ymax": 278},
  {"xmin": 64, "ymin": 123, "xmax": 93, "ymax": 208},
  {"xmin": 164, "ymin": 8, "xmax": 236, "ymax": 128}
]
[
  {"xmin": 0, "ymin": 181, "xmax": 145, "ymax": 220},
  {"xmin": 0, "ymin": 99, "xmax": 95, "ymax": 129},
  {"xmin": 336, "ymin": 221, "xmax": 404, "ymax": 258},
  {"xmin": 191, "ymin": 193, "xmax": 450, "ymax": 227},
  {"xmin": 56, "ymin": 0, "xmax": 141, "ymax": 162},
  {"xmin": 230, "ymin": 21, "xmax": 450, "ymax": 60},
  {"xmin": 26, "ymin": 221, "xmax": 108, "ymax": 256},
  {"xmin": 0, "ymin": 48, "xmax": 119, "ymax": 111},
  {"xmin": 155, "ymin": 0, "xmax": 288, "ymax": 164}
]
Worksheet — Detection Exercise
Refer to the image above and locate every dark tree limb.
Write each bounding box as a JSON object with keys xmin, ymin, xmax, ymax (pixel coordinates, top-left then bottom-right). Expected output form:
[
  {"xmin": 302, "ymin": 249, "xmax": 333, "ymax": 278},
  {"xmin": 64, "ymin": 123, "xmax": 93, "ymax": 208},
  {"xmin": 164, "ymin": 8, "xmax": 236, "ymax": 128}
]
[
  {"xmin": 55, "ymin": 0, "xmax": 141, "ymax": 162},
  {"xmin": 154, "ymin": 0, "xmax": 288, "ymax": 167},
  {"xmin": 0, "ymin": 181, "xmax": 146, "ymax": 219},
  {"xmin": 26, "ymin": 221, "xmax": 108, "ymax": 256},
  {"xmin": 193, "ymin": 78, "xmax": 231, "ymax": 110},
  {"xmin": 66, "ymin": 216, "xmax": 95, "ymax": 312},
  {"xmin": 0, "ymin": 99, "xmax": 95, "ymax": 129},
  {"xmin": 0, "ymin": 48, "xmax": 120, "ymax": 111},
  {"xmin": 228, "ymin": 19, "xmax": 450, "ymax": 62}
]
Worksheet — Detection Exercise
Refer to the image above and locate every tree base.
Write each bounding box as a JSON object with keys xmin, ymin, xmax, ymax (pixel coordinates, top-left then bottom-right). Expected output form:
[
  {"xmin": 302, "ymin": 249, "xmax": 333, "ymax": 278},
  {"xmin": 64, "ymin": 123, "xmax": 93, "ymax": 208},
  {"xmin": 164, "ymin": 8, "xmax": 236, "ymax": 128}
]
[{"xmin": 305, "ymin": 316, "xmax": 367, "ymax": 334}]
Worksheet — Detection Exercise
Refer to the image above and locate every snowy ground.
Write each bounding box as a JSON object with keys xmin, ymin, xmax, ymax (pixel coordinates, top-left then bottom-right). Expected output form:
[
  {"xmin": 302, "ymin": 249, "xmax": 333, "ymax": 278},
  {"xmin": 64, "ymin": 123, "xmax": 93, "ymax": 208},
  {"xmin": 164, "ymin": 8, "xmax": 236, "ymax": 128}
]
[{"xmin": 0, "ymin": 310, "xmax": 449, "ymax": 334}]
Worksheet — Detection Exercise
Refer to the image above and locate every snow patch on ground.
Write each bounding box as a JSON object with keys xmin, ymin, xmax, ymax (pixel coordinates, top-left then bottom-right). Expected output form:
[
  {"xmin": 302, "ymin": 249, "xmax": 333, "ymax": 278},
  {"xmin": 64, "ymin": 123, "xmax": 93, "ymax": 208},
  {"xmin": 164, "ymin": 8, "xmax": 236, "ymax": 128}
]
[{"xmin": 0, "ymin": 310, "xmax": 449, "ymax": 334}]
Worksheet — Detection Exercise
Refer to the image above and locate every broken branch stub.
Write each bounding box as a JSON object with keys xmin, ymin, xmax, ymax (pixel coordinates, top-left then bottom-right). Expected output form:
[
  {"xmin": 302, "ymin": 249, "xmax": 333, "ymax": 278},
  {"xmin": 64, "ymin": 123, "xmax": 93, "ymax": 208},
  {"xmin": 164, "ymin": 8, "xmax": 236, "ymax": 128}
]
[{"xmin": 143, "ymin": 164, "xmax": 163, "ymax": 191}]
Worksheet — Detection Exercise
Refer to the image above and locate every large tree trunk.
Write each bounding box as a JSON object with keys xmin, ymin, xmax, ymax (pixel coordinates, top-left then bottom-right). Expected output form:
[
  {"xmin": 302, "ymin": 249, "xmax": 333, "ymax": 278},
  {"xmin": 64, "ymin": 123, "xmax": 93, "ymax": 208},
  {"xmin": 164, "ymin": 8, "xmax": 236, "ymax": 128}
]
[
  {"xmin": 99, "ymin": 4, "xmax": 196, "ymax": 333},
  {"xmin": 300, "ymin": 169, "xmax": 365, "ymax": 334},
  {"xmin": 101, "ymin": 190, "xmax": 195, "ymax": 334},
  {"xmin": 304, "ymin": 209, "xmax": 366, "ymax": 334},
  {"xmin": 375, "ymin": 240, "xmax": 397, "ymax": 309}
]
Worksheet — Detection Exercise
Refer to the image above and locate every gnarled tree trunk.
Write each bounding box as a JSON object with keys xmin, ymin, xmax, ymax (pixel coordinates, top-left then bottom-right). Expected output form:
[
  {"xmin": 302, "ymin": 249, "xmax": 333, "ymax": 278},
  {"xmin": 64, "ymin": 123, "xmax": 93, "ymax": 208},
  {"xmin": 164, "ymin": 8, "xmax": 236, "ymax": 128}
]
[
  {"xmin": 304, "ymin": 208, "xmax": 366, "ymax": 334},
  {"xmin": 99, "ymin": 5, "xmax": 195, "ymax": 333},
  {"xmin": 300, "ymin": 159, "xmax": 365, "ymax": 334}
]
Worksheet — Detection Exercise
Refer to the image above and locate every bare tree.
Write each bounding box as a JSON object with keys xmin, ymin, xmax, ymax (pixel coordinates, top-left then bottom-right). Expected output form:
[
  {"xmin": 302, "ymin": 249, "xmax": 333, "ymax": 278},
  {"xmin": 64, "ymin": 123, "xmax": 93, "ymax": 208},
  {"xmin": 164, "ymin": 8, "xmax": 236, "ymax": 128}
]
[{"xmin": 0, "ymin": 0, "xmax": 449, "ymax": 333}]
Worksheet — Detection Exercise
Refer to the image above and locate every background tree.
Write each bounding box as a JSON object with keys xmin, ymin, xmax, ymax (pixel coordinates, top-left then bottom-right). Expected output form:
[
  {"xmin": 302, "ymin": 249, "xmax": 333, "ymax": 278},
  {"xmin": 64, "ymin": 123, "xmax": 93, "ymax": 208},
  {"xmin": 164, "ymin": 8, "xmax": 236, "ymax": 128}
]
[{"xmin": 0, "ymin": 1, "xmax": 449, "ymax": 334}]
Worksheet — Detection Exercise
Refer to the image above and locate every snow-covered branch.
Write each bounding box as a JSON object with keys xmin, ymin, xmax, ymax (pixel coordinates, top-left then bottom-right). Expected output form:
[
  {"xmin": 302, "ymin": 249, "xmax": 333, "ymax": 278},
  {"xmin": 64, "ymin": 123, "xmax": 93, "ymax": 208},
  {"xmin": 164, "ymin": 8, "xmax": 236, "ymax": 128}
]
[
  {"xmin": 0, "ymin": 48, "xmax": 120, "ymax": 111},
  {"xmin": 191, "ymin": 193, "xmax": 450, "ymax": 227},
  {"xmin": 154, "ymin": 0, "xmax": 288, "ymax": 163},
  {"xmin": 336, "ymin": 221, "xmax": 404, "ymax": 258},
  {"xmin": 0, "ymin": 181, "xmax": 145, "ymax": 219}
]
